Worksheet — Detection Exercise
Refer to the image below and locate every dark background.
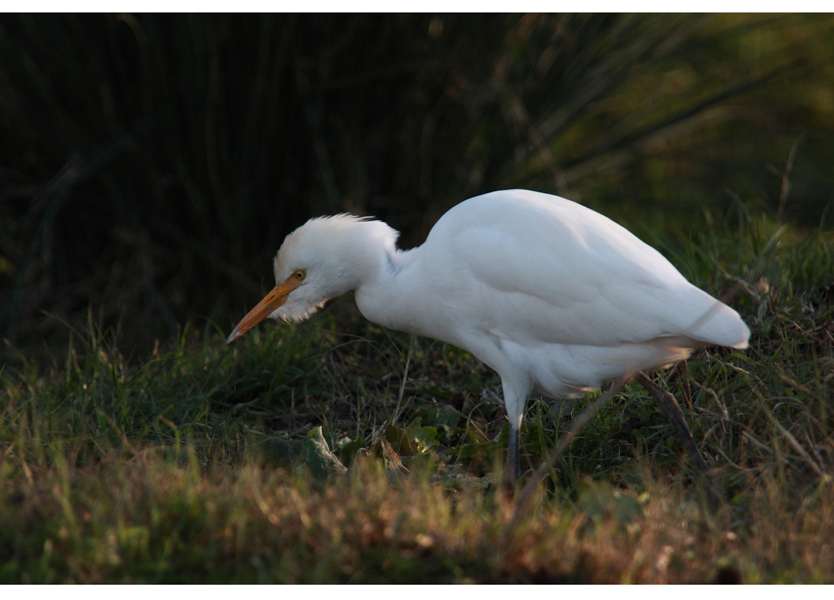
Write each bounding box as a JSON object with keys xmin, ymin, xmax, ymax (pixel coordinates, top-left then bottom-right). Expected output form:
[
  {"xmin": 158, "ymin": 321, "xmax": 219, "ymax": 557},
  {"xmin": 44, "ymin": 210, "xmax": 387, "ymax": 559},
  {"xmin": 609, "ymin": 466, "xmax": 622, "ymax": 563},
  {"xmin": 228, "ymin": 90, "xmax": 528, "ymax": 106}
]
[{"xmin": 2, "ymin": 14, "xmax": 833, "ymax": 362}]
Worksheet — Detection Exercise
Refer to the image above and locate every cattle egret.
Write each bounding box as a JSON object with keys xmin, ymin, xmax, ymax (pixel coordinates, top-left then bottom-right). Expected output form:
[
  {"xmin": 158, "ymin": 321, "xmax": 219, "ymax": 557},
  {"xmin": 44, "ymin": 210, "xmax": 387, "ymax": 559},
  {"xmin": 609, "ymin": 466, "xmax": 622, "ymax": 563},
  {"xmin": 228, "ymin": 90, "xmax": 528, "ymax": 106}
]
[{"xmin": 227, "ymin": 189, "xmax": 750, "ymax": 483}]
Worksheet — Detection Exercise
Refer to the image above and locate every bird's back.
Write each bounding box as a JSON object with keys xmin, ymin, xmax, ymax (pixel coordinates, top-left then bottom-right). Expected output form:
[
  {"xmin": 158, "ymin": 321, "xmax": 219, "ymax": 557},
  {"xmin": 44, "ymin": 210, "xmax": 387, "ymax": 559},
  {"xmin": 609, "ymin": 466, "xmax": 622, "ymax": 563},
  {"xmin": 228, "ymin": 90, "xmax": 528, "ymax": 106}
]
[{"xmin": 415, "ymin": 190, "xmax": 749, "ymax": 396}]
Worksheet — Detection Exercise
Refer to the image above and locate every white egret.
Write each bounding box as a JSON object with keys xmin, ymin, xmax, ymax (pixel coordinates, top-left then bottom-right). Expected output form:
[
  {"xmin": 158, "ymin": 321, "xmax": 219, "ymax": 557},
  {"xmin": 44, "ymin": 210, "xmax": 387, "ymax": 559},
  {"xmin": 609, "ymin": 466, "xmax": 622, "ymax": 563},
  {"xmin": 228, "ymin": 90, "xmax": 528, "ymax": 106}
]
[{"xmin": 227, "ymin": 189, "xmax": 750, "ymax": 483}]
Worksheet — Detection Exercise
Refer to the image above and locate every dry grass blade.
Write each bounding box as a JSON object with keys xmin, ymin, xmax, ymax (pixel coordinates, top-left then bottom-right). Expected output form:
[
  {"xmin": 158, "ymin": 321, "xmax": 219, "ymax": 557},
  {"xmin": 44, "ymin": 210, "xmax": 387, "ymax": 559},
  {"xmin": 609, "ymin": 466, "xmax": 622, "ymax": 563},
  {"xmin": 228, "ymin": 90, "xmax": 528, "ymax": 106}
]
[{"xmin": 763, "ymin": 405, "xmax": 826, "ymax": 478}]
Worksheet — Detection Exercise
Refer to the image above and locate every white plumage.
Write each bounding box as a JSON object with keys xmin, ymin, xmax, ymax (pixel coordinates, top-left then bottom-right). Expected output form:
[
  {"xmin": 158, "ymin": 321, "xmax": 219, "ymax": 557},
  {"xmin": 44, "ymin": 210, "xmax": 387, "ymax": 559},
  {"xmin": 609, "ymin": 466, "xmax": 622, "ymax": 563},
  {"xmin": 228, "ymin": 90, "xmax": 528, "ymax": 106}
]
[{"xmin": 228, "ymin": 189, "xmax": 750, "ymax": 481}]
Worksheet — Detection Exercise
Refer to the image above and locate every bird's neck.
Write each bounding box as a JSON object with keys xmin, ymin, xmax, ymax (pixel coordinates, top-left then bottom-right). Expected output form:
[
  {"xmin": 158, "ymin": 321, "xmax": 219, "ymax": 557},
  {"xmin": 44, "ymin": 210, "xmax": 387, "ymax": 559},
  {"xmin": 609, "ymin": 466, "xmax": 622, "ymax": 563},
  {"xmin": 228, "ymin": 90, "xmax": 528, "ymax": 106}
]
[{"xmin": 351, "ymin": 242, "xmax": 423, "ymax": 334}]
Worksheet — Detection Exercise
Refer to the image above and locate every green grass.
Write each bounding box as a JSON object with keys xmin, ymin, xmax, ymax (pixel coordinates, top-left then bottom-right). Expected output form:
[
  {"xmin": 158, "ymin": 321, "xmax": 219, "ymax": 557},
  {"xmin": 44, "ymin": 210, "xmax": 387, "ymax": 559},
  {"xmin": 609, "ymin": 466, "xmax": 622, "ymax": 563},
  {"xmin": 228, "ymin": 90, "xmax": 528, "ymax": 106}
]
[{"xmin": 1, "ymin": 211, "xmax": 833, "ymax": 583}]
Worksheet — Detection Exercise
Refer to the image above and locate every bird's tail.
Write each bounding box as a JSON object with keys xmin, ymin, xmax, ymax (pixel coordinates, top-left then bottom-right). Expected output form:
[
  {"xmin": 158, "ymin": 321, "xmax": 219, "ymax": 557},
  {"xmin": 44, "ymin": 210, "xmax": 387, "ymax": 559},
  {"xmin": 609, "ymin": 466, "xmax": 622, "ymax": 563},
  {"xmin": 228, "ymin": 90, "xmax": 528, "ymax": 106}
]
[{"xmin": 686, "ymin": 294, "xmax": 750, "ymax": 349}]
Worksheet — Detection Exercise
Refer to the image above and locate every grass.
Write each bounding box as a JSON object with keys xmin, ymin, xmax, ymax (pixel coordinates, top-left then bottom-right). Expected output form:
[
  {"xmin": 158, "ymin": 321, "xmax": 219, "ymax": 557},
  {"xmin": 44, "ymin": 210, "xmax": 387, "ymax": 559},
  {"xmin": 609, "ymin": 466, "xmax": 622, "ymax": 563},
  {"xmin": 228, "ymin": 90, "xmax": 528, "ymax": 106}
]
[{"xmin": 1, "ymin": 209, "xmax": 833, "ymax": 583}]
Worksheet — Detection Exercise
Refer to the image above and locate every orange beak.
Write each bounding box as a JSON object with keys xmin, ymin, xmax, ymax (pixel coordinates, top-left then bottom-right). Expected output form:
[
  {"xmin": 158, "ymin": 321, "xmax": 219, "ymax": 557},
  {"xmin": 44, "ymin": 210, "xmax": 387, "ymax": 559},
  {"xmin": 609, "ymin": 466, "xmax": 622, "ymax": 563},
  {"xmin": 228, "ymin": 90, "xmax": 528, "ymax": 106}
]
[{"xmin": 226, "ymin": 277, "xmax": 302, "ymax": 343}]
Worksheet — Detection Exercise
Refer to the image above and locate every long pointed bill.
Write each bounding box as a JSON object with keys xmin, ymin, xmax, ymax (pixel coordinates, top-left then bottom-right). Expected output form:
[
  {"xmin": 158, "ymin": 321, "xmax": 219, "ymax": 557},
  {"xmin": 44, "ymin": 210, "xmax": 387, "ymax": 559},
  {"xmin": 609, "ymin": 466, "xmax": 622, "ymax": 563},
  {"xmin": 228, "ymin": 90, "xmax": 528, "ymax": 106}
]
[{"xmin": 226, "ymin": 280, "xmax": 300, "ymax": 344}]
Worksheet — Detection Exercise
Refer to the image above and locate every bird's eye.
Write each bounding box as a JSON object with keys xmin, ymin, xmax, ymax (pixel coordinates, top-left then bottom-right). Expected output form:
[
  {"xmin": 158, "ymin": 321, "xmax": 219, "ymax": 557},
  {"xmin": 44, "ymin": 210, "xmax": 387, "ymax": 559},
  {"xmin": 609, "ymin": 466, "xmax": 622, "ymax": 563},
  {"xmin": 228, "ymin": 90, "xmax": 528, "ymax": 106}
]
[{"xmin": 294, "ymin": 269, "xmax": 306, "ymax": 281}]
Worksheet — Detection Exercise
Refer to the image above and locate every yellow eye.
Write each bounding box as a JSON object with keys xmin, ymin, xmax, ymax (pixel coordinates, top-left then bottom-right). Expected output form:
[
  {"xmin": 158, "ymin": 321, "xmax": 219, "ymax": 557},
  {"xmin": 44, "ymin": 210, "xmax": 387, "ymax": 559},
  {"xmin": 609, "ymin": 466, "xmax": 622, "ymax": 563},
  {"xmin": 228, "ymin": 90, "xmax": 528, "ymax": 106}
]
[{"xmin": 293, "ymin": 269, "xmax": 306, "ymax": 281}]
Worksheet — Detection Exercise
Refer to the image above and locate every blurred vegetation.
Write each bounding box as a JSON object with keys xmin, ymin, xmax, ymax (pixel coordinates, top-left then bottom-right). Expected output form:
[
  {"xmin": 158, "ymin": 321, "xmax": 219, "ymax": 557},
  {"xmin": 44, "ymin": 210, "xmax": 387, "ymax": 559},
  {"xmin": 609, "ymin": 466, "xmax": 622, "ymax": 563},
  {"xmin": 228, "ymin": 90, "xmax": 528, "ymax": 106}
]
[{"xmin": 1, "ymin": 13, "xmax": 833, "ymax": 361}]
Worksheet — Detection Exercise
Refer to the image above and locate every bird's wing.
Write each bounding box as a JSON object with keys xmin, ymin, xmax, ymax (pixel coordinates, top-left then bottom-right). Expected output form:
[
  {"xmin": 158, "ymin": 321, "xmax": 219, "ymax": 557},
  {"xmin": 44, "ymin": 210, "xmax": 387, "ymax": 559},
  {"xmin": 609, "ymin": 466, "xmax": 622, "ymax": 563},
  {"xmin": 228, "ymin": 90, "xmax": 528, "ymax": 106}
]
[{"xmin": 430, "ymin": 190, "xmax": 734, "ymax": 349}]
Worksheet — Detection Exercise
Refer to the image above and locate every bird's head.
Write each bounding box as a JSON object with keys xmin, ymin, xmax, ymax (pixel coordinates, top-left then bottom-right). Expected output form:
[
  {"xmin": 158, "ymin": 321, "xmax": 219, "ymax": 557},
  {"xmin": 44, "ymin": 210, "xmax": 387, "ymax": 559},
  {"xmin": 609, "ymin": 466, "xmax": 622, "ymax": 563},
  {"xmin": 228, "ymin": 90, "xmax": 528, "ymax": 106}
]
[{"xmin": 226, "ymin": 214, "xmax": 398, "ymax": 344}]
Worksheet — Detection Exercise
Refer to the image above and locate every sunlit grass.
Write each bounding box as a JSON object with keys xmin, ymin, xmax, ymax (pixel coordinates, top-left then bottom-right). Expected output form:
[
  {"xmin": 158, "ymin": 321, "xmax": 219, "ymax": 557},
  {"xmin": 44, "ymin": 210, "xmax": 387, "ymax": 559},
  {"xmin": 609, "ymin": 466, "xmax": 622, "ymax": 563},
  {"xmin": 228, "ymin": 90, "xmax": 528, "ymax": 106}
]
[{"xmin": 1, "ymin": 449, "xmax": 833, "ymax": 583}]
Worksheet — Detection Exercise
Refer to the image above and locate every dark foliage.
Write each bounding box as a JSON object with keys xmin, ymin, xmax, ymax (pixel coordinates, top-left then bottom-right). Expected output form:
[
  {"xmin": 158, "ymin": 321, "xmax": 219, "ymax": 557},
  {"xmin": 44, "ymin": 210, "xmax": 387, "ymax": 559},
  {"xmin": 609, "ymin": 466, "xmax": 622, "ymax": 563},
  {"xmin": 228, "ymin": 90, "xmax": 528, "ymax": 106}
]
[{"xmin": 1, "ymin": 14, "xmax": 832, "ymax": 360}]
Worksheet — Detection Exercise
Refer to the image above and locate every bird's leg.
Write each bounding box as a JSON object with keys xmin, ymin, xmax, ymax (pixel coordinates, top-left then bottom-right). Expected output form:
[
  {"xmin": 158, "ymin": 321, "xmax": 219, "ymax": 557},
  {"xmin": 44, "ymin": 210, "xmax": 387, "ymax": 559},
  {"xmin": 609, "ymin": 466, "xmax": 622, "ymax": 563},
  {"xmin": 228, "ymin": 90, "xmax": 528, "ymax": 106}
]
[
  {"xmin": 636, "ymin": 372, "xmax": 720, "ymax": 509},
  {"xmin": 500, "ymin": 382, "xmax": 525, "ymax": 489},
  {"xmin": 503, "ymin": 425, "xmax": 521, "ymax": 488}
]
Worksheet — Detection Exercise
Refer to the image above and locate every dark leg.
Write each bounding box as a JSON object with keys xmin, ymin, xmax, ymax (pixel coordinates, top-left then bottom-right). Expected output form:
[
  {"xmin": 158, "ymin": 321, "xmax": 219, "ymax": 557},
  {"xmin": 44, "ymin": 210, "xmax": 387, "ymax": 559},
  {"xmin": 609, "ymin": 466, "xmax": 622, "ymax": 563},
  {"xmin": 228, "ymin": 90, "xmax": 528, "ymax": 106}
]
[
  {"xmin": 636, "ymin": 372, "xmax": 720, "ymax": 509},
  {"xmin": 503, "ymin": 425, "xmax": 521, "ymax": 488}
]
